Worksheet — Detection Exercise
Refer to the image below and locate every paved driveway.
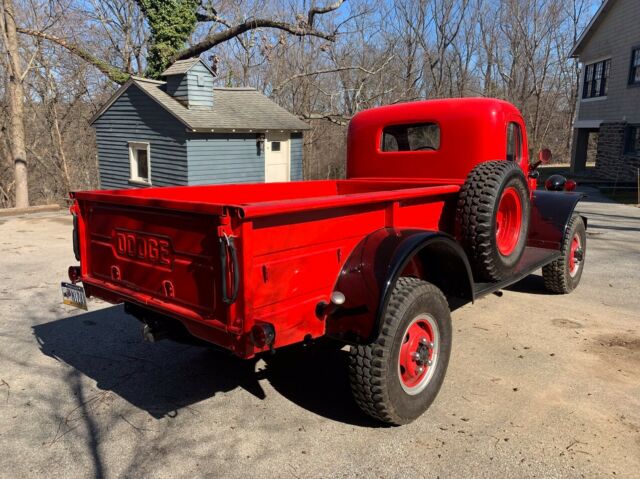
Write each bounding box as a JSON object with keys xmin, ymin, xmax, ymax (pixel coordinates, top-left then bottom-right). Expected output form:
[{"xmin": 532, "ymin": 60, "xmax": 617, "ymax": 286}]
[{"xmin": 0, "ymin": 188, "xmax": 638, "ymax": 478}]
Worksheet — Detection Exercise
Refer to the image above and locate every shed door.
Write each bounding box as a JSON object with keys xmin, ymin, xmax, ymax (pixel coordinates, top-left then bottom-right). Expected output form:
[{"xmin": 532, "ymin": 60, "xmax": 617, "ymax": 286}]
[{"xmin": 265, "ymin": 133, "xmax": 290, "ymax": 182}]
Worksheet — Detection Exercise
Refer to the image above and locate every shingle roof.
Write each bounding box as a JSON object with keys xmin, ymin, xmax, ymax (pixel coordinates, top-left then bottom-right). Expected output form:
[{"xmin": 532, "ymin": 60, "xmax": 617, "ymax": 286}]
[
  {"xmin": 161, "ymin": 58, "xmax": 204, "ymax": 76},
  {"xmin": 569, "ymin": 0, "xmax": 616, "ymax": 57},
  {"xmin": 90, "ymin": 76, "xmax": 310, "ymax": 131}
]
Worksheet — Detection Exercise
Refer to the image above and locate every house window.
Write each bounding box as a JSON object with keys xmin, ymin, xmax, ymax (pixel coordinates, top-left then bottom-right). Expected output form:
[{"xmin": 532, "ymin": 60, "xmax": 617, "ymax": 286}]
[
  {"xmin": 629, "ymin": 48, "xmax": 640, "ymax": 85},
  {"xmin": 381, "ymin": 123, "xmax": 440, "ymax": 152},
  {"xmin": 506, "ymin": 122, "xmax": 523, "ymax": 162},
  {"xmin": 625, "ymin": 125, "xmax": 640, "ymax": 154},
  {"xmin": 128, "ymin": 142, "xmax": 151, "ymax": 183},
  {"xmin": 582, "ymin": 59, "xmax": 610, "ymax": 98},
  {"xmin": 271, "ymin": 141, "xmax": 281, "ymax": 152}
]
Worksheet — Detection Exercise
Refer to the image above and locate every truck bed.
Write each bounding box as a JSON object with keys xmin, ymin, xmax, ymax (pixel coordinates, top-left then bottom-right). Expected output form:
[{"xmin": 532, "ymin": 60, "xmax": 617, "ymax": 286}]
[
  {"xmin": 72, "ymin": 179, "xmax": 461, "ymax": 218},
  {"xmin": 71, "ymin": 179, "xmax": 462, "ymax": 356}
]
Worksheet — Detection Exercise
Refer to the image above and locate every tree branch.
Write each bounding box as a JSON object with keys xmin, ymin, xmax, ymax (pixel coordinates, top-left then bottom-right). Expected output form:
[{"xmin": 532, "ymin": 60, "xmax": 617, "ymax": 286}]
[
  {"xmin": 195, "ymin": 12, "xmax": 230, "ymax": 27},
  {"xmin": 307, "ymin": 0, "xmax": 345, "ymax": 27},
  {"xmin": 174, "ymin": 1, "xmax": 345, "ymax": 63},
  {"xmin": 301, "ymin": 113, "xmax": 350, "ymax": 126},
  {"xmin": 16, "ymin": 28, "xmax": 130, "ymax": 84},
  {"xmin": 273, "ymin": 56, "xmax": 394, "ymax": 92}
]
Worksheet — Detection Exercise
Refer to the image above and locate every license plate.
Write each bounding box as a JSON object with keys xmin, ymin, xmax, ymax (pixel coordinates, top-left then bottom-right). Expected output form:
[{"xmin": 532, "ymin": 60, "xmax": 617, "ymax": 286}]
[{"xmin": 61, "ymin": 282, "xmax": 88, "ymax": 310}]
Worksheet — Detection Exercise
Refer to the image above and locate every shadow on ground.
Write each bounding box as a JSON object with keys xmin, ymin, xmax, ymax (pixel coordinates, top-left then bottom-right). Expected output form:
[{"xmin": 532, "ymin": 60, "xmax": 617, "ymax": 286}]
[
  {"xmin": 505, "ymin": 273, "xmax": 549, "ymax": 295},
  {"xmin": 32, "ymin": 305, "xmax": 377, "ymax": 426}
]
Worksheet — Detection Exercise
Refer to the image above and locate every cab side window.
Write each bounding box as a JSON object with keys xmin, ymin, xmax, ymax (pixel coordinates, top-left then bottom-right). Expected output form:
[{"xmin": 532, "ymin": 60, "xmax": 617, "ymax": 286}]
[{"xmin": 506, "ymin": 123, "xmax": 522, "ymax": 162}]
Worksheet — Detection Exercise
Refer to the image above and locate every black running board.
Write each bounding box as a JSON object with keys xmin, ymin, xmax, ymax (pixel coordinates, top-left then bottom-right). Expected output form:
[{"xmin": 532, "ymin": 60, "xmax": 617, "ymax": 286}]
[{"xmin": 473, "ymin": 246, "xmax": 561, "ymax": 300}]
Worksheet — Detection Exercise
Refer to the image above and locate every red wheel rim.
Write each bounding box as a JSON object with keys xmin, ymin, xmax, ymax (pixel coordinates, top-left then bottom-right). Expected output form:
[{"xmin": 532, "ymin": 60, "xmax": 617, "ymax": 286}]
[
  {"xmin": 569, "ymin": 233, "xmax": 582, "ymax": 277},
  {"xmin": 398, "ymin": 314, "xmax": 439, "ymax": 395},
  {"xmin": 495, "ymin": 187, "xmax": 523, "ymax": 256}
]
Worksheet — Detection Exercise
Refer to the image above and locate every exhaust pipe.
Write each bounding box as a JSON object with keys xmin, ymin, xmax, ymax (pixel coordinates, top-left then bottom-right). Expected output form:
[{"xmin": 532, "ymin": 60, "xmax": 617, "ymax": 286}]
[{"xmin": 142, "ymin": 323, "xmax": 169, "ymax": 343}]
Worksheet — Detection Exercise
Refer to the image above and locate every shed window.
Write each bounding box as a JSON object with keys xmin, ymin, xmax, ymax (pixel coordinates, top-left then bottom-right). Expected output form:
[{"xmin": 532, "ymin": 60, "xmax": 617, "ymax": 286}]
[
  {"xmin": 197, "ymin": 74, "xmax": 205, "ymax": 87},
  {"xmin": 625, "ymin": 125, "xmax": 640, "ymax": 154},
  {"xmin": 582, "ymin": 59, "xmax": 610, "ymax": 98},
  {"xmin": 271, "ymin": 141, "xmax": 281, "ymax": 152},
  {"xmin": 381, "ymin": 123, "xmax": 440, "ymax": 152},
  {"xmin": 506, "ymin": 123, "xmax": 523, "ymax": 162},
  {"xmin": 128, "ymin": 142, "xmax": 150, "ymax": 184},
  {"xmin": 629, "ymin": 48, "xmax": 640, "ymax": 85}
]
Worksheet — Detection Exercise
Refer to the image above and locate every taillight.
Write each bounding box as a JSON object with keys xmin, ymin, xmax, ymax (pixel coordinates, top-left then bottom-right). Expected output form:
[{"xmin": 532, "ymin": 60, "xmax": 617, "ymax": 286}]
[
  {"xmin": 250, "ymin": 323, "xmax": 275, "ymax": 350},
  {"xmin": 68, "ymin": 266, "xmax": 81, "ymax": 283},
  {"xmin": 564, "ymin": 180, "xmax": 577, "ymax": 191}
]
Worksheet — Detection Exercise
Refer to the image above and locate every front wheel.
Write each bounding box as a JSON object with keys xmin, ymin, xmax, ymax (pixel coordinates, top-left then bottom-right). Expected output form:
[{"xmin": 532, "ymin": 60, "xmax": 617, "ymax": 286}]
[
  {"xmin": 349, "ymin": 277, "xmax": 452, "ymax": 425},
  {"xmin": 542, "ymin": 214, "xmax": 586, "ymax": 294}
]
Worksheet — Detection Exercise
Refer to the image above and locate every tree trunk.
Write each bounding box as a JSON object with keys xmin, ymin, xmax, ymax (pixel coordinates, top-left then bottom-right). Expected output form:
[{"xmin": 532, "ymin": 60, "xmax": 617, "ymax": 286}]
[{"xmin": 2, "ymin": 0, "xmax": 29, "ymax": 207}]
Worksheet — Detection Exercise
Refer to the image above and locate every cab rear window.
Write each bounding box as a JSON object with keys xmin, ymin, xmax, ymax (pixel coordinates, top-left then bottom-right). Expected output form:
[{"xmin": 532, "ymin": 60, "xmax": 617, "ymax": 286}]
[{"xmin": 381, "ymin": 123, "xmax": 440, "ymax": 152}]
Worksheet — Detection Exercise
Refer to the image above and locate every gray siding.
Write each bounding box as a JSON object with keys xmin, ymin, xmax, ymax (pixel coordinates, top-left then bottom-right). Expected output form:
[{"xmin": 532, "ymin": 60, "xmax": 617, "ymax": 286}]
[
  {"xmin": 165, "ymin": 75, "xmax": 189, "ymax": 104},
  {"xmin": 186, "ymin": 63, "xmax": 214, "ymax": 108},
  {"xmin": 93, "ymin": 84, "xmax": 188, "ymax": 189},
  {"xmin": 290, "ymin": 133, "xmax": 303, "ymax": 180},
  {"xmin": 186, "ymin": 133, "xmax": 264, "ymax": 185},
  {"xmin": 164, "ymin": 63, "xmax": 214, "ymax": 108},
  {"xmin": 576, "ymin": 0, "xmax": 640, "ymax": 124}
]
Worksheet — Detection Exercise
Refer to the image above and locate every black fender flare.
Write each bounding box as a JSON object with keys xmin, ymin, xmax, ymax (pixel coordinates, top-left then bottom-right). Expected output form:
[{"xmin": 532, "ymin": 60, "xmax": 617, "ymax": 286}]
[
  {"xmin": 528, "ymin": 190, "xmax": 587, "ymax": 249},
  {"xmin": 325, "ymin": 228, "xmax": 474, "ymax": 344}
]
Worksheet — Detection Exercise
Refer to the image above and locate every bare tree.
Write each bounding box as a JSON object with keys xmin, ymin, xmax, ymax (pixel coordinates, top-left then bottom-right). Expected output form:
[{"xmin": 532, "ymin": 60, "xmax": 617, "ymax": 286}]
[{"xmin": 1, "ymin": 0, "xmax": 29, "ymax": 207}]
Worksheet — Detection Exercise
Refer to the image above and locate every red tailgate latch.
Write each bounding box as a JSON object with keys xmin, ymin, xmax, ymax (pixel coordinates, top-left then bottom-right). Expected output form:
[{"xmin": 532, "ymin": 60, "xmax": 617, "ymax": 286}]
[{"xmin": 162, "ymin": 280, "xmax": 175, "ymax": 298}]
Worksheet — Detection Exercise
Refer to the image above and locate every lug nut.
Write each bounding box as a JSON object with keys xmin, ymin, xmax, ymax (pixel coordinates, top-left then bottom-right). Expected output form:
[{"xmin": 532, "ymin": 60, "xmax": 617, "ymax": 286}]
[
  {"xmin": 411, "ymin": 352, "xmax": 420, "ymax": 360},
  {"xmin": 416, "ymin": 366, "xmax": 424, "ymax": 374},
  {"xmin": 427, "ymin": 360, "xmax": 433, "ymax": 366}
]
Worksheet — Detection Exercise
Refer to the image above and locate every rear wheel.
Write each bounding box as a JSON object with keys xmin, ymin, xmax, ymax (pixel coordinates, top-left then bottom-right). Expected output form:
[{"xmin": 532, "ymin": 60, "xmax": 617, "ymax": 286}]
[
  {"xmin": 542, "ymin": 214, "xmax": 586, "ymax": 294},
  {"xmin": 457, "ymin": 161, "xmax": 530, "ymax": 281},
  {"xmin": 349, "ymin": 277, "xmax": 452, "ymax": 425}
]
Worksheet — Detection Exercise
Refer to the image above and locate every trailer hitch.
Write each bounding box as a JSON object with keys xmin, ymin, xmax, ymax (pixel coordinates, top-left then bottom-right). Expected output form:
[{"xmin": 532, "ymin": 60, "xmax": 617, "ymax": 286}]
[{"xmin": 219, "ymin": 233, "xmax": 240, "ymax": 304}]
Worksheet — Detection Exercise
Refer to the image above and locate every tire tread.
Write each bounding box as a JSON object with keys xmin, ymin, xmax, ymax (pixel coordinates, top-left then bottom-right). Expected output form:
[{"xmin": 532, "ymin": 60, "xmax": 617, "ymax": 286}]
[
  {"xmin": 348, "ymin": 277, "xmax": 447, "ymax": 424},
  {"xmin": 457, "ymin": 161, "xmax": 528, "ymax": 281},
  {"xmin": 542, "ymin": 214, "xmax": 584, "ymax": 294}
]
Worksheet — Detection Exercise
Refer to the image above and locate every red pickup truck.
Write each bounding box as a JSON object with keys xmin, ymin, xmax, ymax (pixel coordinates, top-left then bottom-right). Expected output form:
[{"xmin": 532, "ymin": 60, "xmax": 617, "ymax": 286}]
[{"xmin": 66, "ymin": 98, "xmax": 586, "ymax": 425}]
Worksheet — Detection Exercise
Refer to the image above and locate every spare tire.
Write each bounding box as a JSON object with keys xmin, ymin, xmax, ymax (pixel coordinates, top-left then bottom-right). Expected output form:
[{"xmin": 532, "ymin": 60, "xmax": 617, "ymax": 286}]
[{"xmin": 457, "ymin": 161, "xmax": 530, "ymax": 282}]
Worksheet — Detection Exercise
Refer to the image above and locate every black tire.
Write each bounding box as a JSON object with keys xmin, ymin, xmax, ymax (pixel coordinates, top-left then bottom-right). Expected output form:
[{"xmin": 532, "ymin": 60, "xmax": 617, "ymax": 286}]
[
  {"xmin": 349, "ymin": 277, "xmax": 452, "ymax": 425},
  {"xmin": 457, "ymin": 160, "xmax": 530, "ymax": 282},
  {"xmin": 542, "ymin": 214, "xmax": 586, "ymax": 294}
]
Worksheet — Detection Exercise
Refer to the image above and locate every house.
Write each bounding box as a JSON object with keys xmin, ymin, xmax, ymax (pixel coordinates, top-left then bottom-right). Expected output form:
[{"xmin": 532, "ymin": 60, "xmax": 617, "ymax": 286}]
[
  {"xmin": 90, "ymin": 58, "xmax": 309, "ymax": 189},
  {"xmin": 569, "ymin": 0, "xmax": 640, "ymax": 182}
]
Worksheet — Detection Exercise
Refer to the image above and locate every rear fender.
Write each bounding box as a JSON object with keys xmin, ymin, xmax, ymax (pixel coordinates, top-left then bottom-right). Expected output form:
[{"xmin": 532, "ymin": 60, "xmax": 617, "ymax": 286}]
[
  {"xmin": 528, "ymin": 191, "xmax": 587, "ymax": 249},
  {"xmin": 325, "ymin": 228, "xmax": 473, "ymax": 344}
]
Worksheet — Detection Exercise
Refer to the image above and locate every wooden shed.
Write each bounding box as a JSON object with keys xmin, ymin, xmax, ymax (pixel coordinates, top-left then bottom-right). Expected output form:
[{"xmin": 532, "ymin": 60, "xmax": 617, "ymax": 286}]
[{"xmin": 90, "ymin": 58, "xmax": 310, "ymax": 189}]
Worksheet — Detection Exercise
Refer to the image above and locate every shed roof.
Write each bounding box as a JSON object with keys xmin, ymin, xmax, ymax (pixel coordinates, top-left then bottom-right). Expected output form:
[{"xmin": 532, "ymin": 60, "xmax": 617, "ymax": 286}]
[
  {"xmin": 160, "ymin": 58, "xmax": 216, "ymax": 77},
  {"xmin": 90, "ymin": 77, "xmax": 310, "ymax": 132}
]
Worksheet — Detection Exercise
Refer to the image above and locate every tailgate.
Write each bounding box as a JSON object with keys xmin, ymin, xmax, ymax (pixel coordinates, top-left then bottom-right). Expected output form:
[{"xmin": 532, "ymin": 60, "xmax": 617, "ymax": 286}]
[{"xmin": 78, "ymin": 201, "xmax": 221, "ymax": 318}]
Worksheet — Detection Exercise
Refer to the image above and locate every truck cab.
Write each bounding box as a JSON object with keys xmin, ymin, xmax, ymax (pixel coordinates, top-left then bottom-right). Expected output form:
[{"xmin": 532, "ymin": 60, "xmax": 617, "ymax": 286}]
[{"xmin": 347, "ymin": 98, "xmax": 529, "ymax": 183}]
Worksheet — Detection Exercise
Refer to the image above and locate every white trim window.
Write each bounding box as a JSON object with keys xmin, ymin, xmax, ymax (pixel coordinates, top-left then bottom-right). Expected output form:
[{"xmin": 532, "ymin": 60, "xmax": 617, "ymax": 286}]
[{"xmin": 128, "ymin": 141, "xmax": 151, "ymax": 184}]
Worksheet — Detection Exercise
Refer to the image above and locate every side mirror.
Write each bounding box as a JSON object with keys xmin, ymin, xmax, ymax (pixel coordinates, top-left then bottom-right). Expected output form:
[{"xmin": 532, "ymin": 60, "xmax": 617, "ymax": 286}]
[
  {"xmin": 538, "ymin": 148, "xmax": 552, "ymax": 164},
  {"xmin": 530, "ymin": 148, "xmax": 552, "ymax": 173}
]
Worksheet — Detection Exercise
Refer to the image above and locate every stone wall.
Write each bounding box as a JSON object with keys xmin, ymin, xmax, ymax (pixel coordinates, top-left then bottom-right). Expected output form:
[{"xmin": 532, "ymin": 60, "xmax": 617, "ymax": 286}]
[{"xmin": 595, "ymin": 122, "xmax": 640, "ymax": 181}]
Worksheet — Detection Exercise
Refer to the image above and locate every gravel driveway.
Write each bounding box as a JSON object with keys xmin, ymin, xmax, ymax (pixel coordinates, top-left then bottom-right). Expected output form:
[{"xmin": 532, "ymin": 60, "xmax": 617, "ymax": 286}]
[{"xmin": 0, "ymin": 187, "xmax": 638, "ymax": 478}]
